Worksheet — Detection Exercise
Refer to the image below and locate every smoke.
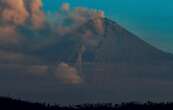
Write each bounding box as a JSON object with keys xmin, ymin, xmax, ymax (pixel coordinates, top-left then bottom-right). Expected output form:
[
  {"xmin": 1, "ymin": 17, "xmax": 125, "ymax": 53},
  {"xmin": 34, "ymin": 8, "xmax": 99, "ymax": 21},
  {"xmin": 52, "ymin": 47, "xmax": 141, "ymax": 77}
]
[
  {"xmin": 93, "ymin": 13, "xmax": 105, "ymax": 33},
  {"xmin": 55, "ymin": 63, "xmax": 82, "ymax": 85},
  {"xmin": 30, "ymin": 0, "xmax": 45, "ymax": 28},
  {"xmin": 0, "ymin": 0, "xmax": 28, "ymax": 25},
  {"xmin": 0, "ymin": 0, "xmax": 44, "ymax": 27},
  {"xmin": 76, "ymin": 44, "xmax": 86, "ymax": 76},
  {"xmin": 0, "ymin": 1, "xmax": 106, "ymax": 84},
  {"xmin": 0, "ymin": 1, "xmax": 105, "ymax": 31},
  {"xmin": 46, "ymin": 3, "xmax": 105, "ymax": 34}
]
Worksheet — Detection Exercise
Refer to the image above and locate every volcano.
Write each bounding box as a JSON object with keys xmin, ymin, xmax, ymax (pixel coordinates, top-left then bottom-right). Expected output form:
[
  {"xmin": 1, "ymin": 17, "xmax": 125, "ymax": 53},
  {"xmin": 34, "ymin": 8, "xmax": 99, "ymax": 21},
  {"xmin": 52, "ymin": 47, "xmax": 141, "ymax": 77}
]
[{"xmin": 1, "ymin": 18, "xmax": 173, "ymax": 104}]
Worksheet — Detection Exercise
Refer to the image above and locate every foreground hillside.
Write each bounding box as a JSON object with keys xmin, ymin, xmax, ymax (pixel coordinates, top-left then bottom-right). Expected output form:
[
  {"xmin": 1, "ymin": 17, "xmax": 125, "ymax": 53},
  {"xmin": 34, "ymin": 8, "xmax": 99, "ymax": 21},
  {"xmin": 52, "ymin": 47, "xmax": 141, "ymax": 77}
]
[{"xmin": 1, "ymin": 97, "xmax": 173, "ymax": 110}]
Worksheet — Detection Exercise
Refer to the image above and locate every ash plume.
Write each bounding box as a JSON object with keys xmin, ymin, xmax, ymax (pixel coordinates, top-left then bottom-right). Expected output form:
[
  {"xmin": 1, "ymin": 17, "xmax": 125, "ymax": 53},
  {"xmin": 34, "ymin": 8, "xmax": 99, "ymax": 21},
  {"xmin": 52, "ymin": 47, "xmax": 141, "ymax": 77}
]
[{"xmin": 0, "ymin": 0, "xmax": 105, "ymax": 84}]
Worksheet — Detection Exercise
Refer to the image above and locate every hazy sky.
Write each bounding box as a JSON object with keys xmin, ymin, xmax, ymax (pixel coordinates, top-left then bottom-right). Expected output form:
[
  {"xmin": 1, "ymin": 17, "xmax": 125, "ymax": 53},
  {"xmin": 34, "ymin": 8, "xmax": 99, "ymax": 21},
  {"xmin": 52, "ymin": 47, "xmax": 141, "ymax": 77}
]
[{"xmin": 43, "ymin": 0, "xmax": 173, "ymax": 53}]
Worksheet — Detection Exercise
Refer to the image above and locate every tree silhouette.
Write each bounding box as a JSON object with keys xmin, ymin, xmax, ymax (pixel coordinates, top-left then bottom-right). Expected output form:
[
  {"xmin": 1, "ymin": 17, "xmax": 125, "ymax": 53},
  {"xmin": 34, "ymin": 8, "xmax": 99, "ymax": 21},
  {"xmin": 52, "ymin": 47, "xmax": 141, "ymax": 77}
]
[{"xmin": 1, "ymin": 96, "xmax": 173, "ymax": 110}]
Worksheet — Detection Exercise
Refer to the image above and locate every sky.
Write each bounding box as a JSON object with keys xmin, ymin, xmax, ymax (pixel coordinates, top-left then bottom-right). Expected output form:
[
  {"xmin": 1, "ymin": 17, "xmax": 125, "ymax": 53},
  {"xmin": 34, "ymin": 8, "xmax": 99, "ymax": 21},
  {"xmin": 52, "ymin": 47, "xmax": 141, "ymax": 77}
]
[{"xmin": 43, "ymin": 0, "xmax": 173, "ymax": 53}]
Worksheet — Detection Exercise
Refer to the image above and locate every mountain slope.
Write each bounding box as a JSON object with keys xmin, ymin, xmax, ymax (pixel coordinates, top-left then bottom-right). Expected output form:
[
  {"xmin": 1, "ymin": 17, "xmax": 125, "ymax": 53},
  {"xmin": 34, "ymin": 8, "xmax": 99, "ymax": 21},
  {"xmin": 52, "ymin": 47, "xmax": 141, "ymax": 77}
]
[
  {"xmin": 74, "ymin": 18, "xmax": 173, "ymax": 63},
  {"xmin": 60, "ymin": 18, "xmax": 173, "ymax": 83}
]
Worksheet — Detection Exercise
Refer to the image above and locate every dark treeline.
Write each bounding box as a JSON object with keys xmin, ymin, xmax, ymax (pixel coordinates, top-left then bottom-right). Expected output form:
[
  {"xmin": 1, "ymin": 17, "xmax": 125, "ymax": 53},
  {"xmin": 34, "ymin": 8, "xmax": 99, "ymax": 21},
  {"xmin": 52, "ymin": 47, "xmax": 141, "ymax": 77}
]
[{"xmin": 1, "ymin": 97, "xmax": 173, "ymax": 110}]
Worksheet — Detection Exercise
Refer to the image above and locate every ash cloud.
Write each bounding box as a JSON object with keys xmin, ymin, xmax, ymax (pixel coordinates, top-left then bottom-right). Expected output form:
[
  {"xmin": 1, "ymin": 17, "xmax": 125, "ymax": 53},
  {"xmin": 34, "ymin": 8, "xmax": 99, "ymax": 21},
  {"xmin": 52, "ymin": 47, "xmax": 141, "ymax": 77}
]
[
  {"xmin": 0, "ymin": 0, "xmax": 44, "ymax": 27},
  {"xmin": 0, "ymin": 0, "xmax": 105, "ymax": 28},
  {"xmin": 0, "ymin": 0, "xmax": 29, "ymax": 25},
  {"xmin": 47, "ymin": 3, "xmax": 105, "ymax": 33},
  {"xmin": 0, "ymin": 0, "xmax": 105, "ymax": 84}
]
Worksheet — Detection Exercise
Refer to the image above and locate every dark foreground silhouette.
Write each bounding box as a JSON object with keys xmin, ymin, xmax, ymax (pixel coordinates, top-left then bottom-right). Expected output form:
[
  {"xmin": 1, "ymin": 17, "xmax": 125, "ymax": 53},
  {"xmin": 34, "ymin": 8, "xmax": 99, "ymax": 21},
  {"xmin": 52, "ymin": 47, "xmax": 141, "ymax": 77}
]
[{"xmin": 1, "ymin": 97, "xmax": 173, "ymax": 110}]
